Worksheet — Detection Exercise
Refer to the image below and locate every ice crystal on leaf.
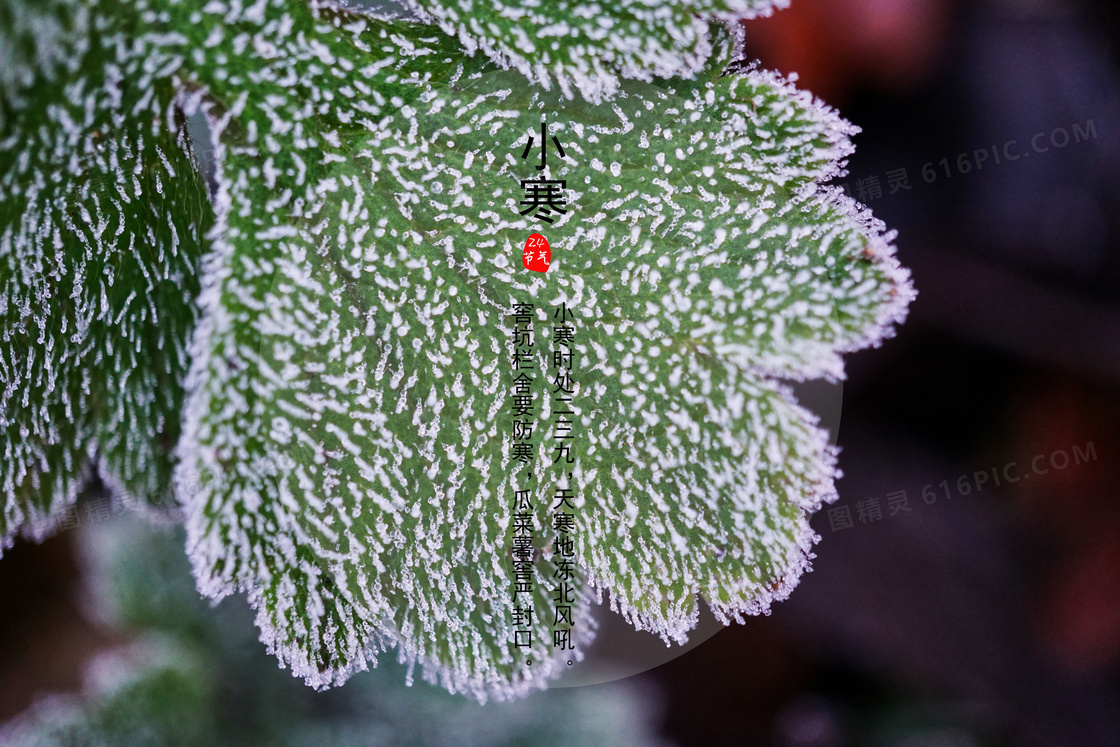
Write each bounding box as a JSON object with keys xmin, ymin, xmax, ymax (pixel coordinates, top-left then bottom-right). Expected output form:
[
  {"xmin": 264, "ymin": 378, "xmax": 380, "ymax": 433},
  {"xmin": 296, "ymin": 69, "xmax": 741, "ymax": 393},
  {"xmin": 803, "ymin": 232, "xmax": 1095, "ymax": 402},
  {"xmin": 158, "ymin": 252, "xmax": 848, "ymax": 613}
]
[
  {"xmin": 401, "ymin": 0, "xmax": 789, "ymax": 102},
  {"xmin": 0, "ymin": 0, "xmax": 913, "ymax": 701},
  {"xmin": 0, "ymin": 0, "xmax": 211, "ymax": 552}
]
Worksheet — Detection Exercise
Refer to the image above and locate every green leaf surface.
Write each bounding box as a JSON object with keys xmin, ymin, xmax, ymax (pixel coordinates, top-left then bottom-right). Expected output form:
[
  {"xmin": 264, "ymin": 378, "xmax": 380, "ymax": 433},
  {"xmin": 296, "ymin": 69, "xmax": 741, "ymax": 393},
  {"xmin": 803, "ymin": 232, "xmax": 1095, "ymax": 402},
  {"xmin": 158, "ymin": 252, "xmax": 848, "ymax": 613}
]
[
  {"xmin": 401, "ymin": 0, "xmax": 789, "ymax": 101},
  {"xmin": 145, "ymin": 0, "xmax": 914, "ymax": 700},
  {"xmin": 0, "ymin": 0, "xmax": 212, "ymax": 552}
]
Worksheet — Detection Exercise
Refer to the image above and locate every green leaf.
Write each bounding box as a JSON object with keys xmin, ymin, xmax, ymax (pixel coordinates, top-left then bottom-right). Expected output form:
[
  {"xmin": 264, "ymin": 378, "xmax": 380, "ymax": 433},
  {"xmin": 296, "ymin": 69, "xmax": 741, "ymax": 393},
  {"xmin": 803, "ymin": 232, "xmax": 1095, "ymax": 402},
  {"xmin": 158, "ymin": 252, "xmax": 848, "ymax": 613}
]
[
  {"xmin": 402, "ymin": 0, "xmax": 789, "ymax": 101},
  {"xmin": 0, "ymin": 0, "xmax": 212, "ymax": 552},
  {"xmin": 152, "ymin": 1, "xmax": 912, "ymax": 700}
]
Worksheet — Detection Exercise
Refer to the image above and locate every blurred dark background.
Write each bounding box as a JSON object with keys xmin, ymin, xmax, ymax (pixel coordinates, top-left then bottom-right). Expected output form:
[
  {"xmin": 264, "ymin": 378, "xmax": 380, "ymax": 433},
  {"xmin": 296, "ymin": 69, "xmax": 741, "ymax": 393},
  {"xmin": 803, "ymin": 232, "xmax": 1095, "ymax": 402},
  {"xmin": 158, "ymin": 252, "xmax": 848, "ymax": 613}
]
[
  {"xmin": 2, "ymin": 0, "xmax": 1119, "ymax": 744},
  {"xmin": 654, "ymin": 0, "xmax": 1120, "ymax": 744}
]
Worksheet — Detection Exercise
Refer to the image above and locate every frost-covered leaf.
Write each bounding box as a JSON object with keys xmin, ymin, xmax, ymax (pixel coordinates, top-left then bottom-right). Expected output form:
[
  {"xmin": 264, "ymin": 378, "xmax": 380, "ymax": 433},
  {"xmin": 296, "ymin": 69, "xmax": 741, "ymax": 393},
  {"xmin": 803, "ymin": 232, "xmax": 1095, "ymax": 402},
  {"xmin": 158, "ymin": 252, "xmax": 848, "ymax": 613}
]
[
  {"xmin": 0, "ymin": 0, "xmax": 212, "ymax": 552},
  {"xmin": 404, "ymin": 0, "xmax": 789, "ymax": 101},
  {"xmin": 152, "ymin": 1, "xmax": 912, "ymax": 700}
]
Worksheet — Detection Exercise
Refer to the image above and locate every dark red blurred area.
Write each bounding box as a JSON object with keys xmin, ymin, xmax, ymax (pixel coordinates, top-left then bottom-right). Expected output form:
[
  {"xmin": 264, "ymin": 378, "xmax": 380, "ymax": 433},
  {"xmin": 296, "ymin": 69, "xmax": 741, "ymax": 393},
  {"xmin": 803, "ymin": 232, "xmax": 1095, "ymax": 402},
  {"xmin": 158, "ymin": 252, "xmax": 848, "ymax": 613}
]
[{"xmin": 741, "ymin": 0, "xmax": 953, "ymax": 106}]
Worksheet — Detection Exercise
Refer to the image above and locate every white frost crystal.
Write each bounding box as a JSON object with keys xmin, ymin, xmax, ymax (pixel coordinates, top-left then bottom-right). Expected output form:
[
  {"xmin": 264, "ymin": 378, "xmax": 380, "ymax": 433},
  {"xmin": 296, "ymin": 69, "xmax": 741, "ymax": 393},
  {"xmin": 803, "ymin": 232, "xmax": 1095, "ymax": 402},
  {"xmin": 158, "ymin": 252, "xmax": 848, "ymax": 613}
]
[
  {"xmin": 400, "ymin": 0, "xmax": 790, "ymax": 102},
  {"xmin": 0, "ymin": 0, "xmax": 210, "ymax": 552},
  {"xmin": 0, "ymin": 0, "xmax": 913, "ymax": 701}
]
